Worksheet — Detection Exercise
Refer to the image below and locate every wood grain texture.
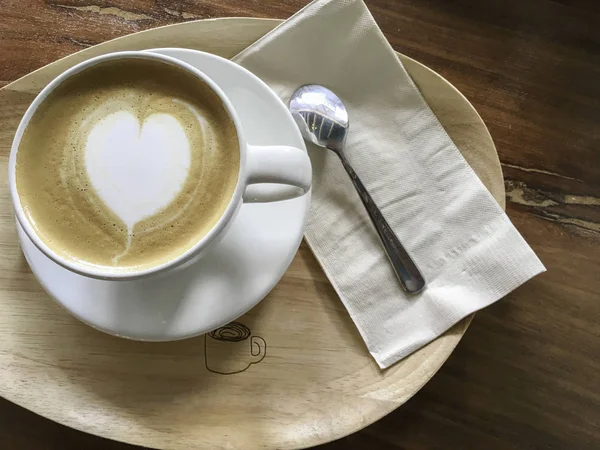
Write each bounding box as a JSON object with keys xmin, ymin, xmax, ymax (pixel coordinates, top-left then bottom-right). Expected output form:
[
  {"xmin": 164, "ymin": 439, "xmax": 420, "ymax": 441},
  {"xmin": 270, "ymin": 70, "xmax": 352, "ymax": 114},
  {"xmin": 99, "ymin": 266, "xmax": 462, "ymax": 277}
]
[{"xmin": 0, "ymin": 1, "xmax": 597, "ymax": 450}]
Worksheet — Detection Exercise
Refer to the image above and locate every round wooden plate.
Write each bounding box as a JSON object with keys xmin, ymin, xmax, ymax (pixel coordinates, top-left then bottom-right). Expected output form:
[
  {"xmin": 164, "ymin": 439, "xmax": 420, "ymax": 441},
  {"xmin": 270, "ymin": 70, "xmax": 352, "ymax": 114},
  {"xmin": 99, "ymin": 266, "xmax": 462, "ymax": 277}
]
[{"xmin": 0, "ymin": 18, "xmax": 504, "ymax": 450}]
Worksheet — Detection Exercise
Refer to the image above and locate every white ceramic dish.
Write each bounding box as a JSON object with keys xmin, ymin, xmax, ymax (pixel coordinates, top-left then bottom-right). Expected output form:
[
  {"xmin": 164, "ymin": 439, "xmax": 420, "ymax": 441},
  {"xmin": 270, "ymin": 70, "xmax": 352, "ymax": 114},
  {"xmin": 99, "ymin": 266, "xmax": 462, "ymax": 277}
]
[{"xmin": 17, "ymin": 48, "xmax": 311, "ymax": 340}]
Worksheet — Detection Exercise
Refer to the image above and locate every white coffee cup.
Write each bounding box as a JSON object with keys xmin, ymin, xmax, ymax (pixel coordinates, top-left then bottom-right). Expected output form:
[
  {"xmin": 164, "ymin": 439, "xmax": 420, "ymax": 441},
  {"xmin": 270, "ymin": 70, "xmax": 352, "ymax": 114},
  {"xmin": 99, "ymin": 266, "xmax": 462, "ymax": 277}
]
[{"xmin": 8, "ymin": 51, "xmax": 312, "ymax": 281}]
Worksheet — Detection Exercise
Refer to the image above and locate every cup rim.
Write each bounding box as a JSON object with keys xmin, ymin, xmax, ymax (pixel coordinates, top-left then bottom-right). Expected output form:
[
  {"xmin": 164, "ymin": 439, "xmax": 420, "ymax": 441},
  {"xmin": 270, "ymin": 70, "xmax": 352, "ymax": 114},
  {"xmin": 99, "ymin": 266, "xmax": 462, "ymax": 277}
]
[{"xmin": 9, "ymin": 50, "xmax": 247, "ymax": 281}]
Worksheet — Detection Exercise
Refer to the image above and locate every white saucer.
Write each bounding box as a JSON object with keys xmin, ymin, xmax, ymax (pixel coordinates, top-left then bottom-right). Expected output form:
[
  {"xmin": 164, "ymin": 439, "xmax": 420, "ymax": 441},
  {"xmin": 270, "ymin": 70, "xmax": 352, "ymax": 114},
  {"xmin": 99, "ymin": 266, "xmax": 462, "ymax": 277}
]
[{"xmin": 17, "ymin": 48, "xmax": 310, "ymax": 341}]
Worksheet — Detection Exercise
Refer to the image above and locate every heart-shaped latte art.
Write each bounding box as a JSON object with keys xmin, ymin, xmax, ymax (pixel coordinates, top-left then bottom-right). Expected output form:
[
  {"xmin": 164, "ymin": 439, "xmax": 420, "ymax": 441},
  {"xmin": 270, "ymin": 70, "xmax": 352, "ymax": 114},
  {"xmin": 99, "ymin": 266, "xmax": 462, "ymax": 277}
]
[{"xmin": 85, "ymin": 111, "xmax": 191, "ymax": 230}]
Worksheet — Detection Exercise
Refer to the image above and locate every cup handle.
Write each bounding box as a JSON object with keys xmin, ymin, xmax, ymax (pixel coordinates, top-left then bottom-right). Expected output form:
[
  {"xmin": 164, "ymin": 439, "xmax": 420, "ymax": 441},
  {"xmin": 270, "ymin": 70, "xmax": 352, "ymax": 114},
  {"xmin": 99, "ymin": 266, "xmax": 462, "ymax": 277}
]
[
  {"xmin": 245, "ymin": 144, "xmax": 312, "ymax": 201},
  {"xmin": 250, "ymin": 336, "xmax": 267, "ymax": 364}
]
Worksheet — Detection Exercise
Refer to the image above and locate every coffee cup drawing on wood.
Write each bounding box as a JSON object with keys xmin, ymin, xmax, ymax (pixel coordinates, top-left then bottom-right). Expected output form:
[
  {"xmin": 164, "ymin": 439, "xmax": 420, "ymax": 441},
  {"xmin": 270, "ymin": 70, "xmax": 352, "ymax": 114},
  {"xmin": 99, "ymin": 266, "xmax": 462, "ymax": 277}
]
[{"xmin": 204, "ymin": 322, "xmax": 267, "ymax": 375}]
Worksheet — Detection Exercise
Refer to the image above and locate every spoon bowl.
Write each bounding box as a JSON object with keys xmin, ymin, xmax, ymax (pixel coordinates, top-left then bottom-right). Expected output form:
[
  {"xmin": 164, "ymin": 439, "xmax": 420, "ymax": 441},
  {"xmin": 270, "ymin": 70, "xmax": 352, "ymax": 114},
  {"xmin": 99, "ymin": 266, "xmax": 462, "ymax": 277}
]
[{"xmin": 289, "ymin": 84, "xmax": 348, "ymax": 152}]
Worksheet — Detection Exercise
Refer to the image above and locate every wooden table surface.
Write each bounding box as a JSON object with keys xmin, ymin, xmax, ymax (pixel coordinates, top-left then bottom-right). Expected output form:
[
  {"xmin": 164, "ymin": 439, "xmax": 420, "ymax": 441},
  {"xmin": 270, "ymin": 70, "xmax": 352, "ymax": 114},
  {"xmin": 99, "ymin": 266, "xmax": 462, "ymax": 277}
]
[{"xmin": 0, "ymin": 0, "xmax": 598, "ymax": 449}]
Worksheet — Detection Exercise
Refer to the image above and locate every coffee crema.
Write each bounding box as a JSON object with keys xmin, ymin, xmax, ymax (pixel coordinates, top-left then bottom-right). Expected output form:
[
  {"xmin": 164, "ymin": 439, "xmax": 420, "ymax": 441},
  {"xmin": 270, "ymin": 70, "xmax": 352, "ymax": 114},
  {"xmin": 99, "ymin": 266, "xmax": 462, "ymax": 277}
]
[{"xmin": 16, "ymin": 58, "xmax": 240, "ymax": 271}]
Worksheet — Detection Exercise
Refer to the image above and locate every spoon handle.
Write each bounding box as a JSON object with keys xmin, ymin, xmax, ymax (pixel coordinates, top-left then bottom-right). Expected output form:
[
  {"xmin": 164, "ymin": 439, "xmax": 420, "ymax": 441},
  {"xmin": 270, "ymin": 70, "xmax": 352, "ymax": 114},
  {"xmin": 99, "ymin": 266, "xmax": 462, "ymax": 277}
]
[{"xmin": 338, "ymin": 154, "xmax": 426, "ymax": 293}]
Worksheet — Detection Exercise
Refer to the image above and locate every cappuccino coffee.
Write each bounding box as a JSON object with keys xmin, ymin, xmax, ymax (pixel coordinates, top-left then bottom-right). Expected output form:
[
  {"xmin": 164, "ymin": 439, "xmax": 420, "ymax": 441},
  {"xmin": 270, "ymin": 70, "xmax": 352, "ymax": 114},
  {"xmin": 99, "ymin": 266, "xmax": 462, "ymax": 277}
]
[{"xmin": 16, "ymin": 58, "xmax": 240, "ymax": 271}]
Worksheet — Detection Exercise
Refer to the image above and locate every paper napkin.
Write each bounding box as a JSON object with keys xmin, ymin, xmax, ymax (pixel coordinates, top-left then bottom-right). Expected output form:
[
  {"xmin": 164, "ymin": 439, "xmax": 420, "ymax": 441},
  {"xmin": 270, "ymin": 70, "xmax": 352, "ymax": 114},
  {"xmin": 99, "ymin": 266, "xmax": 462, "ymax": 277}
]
[{"xmin": 233, "ymin": 0, "xmax": 545, "ymax": 368}]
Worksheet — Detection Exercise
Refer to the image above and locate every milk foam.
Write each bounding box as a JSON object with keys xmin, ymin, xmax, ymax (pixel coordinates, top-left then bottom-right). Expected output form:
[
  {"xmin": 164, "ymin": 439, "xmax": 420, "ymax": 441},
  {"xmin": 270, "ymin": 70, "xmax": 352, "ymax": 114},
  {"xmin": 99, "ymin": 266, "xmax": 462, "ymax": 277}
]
[{"xmin": 85, "ymin": 107, "xmax": 194, "ymax": 260}]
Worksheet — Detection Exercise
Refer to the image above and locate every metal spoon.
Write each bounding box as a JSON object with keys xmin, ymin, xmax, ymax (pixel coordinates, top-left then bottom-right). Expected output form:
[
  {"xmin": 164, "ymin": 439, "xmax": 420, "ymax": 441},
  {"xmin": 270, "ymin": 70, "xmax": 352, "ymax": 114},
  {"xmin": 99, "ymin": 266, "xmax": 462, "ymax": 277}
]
[{"xmin": 289, "ymin": 84, "xmax": 425, "ymax": 293}]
